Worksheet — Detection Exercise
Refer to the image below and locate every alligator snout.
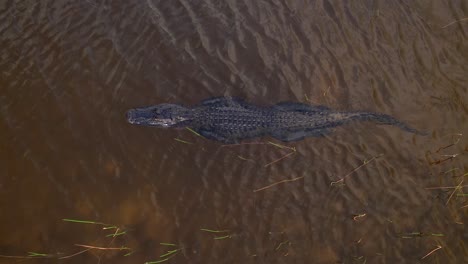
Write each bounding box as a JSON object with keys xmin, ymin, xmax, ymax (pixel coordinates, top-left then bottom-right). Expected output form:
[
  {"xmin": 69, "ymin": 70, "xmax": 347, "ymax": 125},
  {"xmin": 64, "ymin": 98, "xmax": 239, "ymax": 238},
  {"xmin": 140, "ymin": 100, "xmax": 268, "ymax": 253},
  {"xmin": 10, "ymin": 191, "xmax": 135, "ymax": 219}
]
[
  {"xmin": 126, "ymin": 108, "xmax": 154, "ymax": 125},
  {"xmin": 126, "ymin": 109, "xmax": 138, "ymax": 124},
  {"xmin": 126, "ymin": 104, "xmax": 194, "ymax": 128}
]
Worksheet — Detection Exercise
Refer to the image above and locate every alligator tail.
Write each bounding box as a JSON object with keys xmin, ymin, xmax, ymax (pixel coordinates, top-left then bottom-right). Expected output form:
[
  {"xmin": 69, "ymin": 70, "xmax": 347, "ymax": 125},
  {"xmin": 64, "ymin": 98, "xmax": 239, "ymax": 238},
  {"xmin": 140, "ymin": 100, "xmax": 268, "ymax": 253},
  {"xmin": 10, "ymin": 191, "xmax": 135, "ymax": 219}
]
[{"xmin": 353, "ymin": 112, "xmax": 428, "ymax": 135}]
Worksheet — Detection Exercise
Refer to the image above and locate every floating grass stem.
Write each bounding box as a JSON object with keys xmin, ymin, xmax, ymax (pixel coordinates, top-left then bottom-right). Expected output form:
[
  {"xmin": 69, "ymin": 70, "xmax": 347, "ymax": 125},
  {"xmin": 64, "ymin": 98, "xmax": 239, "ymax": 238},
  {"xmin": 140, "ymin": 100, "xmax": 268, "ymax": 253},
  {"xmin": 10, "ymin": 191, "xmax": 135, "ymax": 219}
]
[
  {"xmin": 74, "ymin": 244, "xmax": 131, "ymax": 251},
  {"xmin": 200, "ymin": 228, "xmax": 230, "ymax": 233},
  {"xmin": 425, "ymin": 185, "xmax": 468, "ymax": 190},
  {"xmin": 254, "ymin": 176, "xmax": 304, "ymax": 192},
  {"xmin": 330, "ymin": 154, "xmax": 383, "ymax": 185},
  {"xmin": 160, "ymin": 249, "xmax": 179, "ymax": 258},
  {"xmin": 145, "ymin": 257, "xmax": 172, "ymax": 264},
  {"xmin": 186, "ymin": 127, "xmax": 202, "ymax": 137},
  {"xmin": 421, "ymin": 245, "xmax": 442, "ymax": 259},
  {"xmin": 267, "ymin": 141, "xmax": 295, "ymax": 151},
  {"xmin": 275, "ymin": 240, "xmax": 290, "ymax": 251},
  {"xmin": 352, "ymin": 213, "xmax": 367, "ymax": 221},
  {"xmin": 264, "ymin": 151, "xmax": 296, "ymax": 167},
  {"xmin": 442, "ymin": 18, "xmax": 468, "ymax": 28},
  {"xmin": 446, "ymin": 179, "xmax": 464, "ymax": 205},
  {"xmin": 102, "ymin": 226, "xmax": 118, "ymax": 230},
  {"xmin": 237, "ymin": 155, "xmax": 254, "ymax": 162},
  {"xmin": 159, "ymin": 242, "xmax": 177, "ymax": 247},
  {"xmin": 106, "ymin": 231, "xmax": 127, "ymax": 237},
  {"xmin": 214, "ymin": 235, "xmax": 231, "ymax": 240},
  {"xmin": 27, "ymin": 252, "xmax": 49, "ymax": 257},
  {"xmin": 174, "ymin": 138, "xmax": 193, "ymax": 144},
  {"xmin": 58, "ymin": 249, "xmax": 91, "ymax": 259},
  {"xmin": 62, "ymin": 218, "xmax": 106, "ymax": 225},
  {"xmin": 398, "ymin": 232, "xmax": 444, "ymax": 238}
]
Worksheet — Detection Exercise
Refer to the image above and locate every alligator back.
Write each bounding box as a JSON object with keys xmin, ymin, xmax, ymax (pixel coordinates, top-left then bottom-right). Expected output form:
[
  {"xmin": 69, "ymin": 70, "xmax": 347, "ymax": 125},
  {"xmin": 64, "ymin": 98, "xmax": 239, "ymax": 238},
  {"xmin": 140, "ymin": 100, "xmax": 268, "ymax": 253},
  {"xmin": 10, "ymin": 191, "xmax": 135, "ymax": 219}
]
[{"xmin": 190, "ymin": 97, "xmax": 273, "ymax": 142}]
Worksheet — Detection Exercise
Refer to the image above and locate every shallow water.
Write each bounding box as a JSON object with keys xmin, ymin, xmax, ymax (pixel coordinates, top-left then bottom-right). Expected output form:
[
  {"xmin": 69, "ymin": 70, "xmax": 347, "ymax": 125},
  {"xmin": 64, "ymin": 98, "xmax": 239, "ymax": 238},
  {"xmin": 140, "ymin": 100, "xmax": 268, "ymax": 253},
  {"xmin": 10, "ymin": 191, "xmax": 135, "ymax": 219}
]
[{"xmin": 1, "ymin": 1, "xmax": 467, "ymax": 263}]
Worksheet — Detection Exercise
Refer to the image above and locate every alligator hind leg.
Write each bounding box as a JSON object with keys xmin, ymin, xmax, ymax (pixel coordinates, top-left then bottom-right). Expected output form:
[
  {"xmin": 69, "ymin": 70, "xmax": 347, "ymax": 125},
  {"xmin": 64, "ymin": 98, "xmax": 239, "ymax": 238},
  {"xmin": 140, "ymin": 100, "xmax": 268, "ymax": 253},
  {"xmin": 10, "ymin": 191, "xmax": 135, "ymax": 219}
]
[
  {"xmin": 197, "ymin": 129, "xmax": 237, "ymax": 144},
  {"xmin": 271, "ymin": 128, "xmax": 330, "ymax": 142}
]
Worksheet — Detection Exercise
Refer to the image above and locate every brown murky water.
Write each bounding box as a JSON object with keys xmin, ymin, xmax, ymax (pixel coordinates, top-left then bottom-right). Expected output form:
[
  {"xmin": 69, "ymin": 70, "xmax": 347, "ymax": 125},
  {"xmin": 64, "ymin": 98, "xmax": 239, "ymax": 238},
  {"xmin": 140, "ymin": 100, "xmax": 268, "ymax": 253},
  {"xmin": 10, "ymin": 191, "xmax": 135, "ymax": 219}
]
[{"xmin": 1, "ymin": 1, "xmax": 467, "ymax": 263}]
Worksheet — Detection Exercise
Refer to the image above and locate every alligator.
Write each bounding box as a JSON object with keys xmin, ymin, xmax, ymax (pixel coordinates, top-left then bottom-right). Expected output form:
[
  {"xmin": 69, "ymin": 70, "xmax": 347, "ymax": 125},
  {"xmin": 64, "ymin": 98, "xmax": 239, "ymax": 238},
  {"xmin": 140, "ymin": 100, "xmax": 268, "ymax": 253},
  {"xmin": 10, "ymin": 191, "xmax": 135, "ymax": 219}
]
[{"xmin": 126, "ymin": 97, "xmax": 426, "ymax": 143}]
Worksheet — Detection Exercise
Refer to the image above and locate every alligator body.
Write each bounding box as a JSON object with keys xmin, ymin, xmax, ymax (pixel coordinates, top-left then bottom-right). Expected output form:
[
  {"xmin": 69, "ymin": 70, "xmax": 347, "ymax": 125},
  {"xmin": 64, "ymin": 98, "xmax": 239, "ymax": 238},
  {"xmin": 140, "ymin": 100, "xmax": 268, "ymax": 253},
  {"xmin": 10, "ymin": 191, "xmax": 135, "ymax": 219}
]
[{"xmin": 126, "ymin": 97, "xmax": 425, "ymax": 143}]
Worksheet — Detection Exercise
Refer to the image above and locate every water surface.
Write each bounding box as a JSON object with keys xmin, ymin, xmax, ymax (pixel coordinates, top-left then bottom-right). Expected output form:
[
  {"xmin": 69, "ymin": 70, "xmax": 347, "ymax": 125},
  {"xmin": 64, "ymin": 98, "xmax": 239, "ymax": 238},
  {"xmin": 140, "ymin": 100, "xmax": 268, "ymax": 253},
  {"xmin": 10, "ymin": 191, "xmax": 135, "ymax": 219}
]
[{"xmin": 1, "ymin": 1, "xmax": 467, "ymax": 263}]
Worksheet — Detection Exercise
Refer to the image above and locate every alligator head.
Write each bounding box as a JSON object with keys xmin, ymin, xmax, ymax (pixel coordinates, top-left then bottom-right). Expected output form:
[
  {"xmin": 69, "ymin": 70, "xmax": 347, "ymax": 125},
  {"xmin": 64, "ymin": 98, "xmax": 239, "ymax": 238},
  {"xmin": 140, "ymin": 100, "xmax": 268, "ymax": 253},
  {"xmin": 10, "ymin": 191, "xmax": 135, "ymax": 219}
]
[{"xmin": 126, "ymin": 104, "xmax": 193, "ymax": 127}]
